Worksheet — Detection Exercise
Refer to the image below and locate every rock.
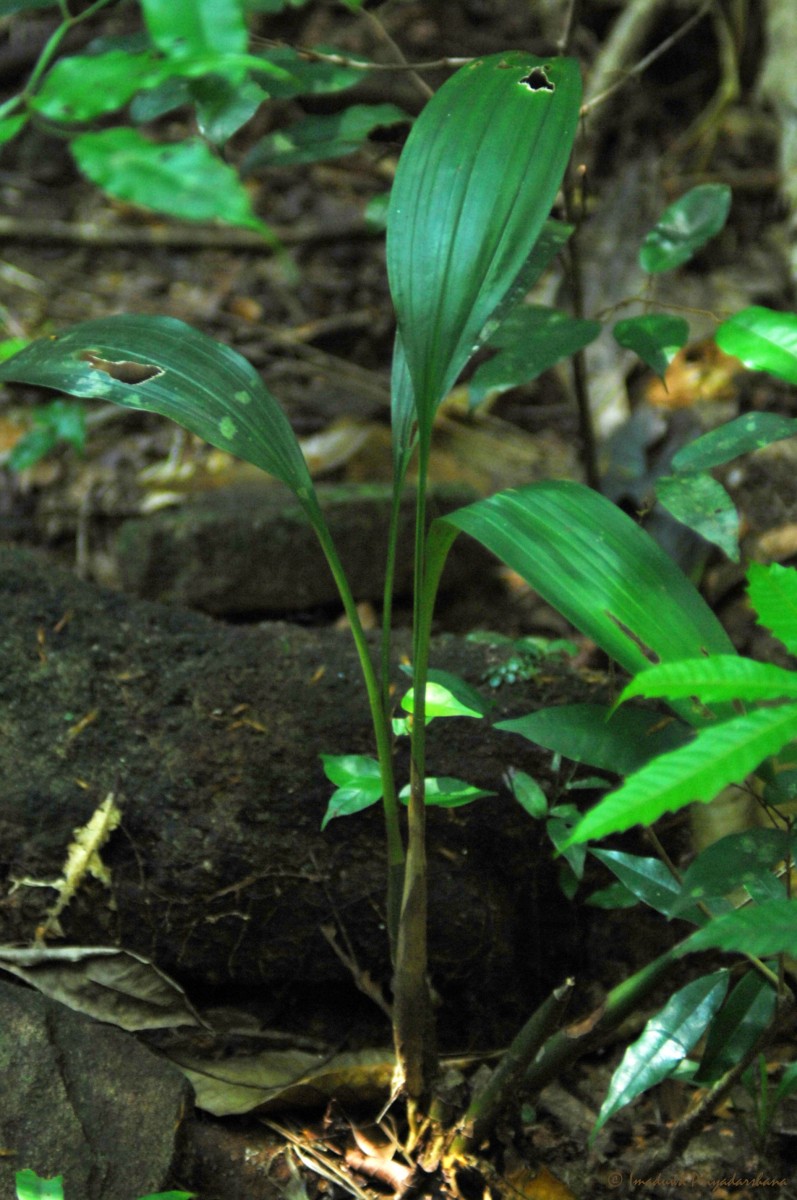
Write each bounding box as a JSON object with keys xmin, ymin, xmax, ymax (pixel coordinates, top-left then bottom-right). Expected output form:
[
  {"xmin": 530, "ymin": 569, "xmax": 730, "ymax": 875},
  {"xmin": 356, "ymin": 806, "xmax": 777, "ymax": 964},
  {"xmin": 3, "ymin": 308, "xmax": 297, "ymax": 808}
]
[
  {"xmin": 0, "ymin": 978, "xmax": 191, "ymax": 1200},
  {"xmin": 0, "ymin": 545, "xmax": 606, "ymax": 1045},
  {"xmin": 114, "ymin": 482, "xmax": 491, "ymax": 615}
]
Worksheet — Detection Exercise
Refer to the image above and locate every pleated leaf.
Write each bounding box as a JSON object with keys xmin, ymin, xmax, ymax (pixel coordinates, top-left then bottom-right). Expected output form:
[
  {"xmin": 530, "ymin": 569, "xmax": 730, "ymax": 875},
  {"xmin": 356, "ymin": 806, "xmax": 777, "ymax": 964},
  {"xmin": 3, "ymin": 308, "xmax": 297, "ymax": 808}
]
[
  {"xmin": 564, "ymin": 703, "xmax": 797, "ymax": 845},
  {"xmin": 387, "ymin": 53, "xmax": 582, "ymax": 434},
  {"xmin": 678, "ymin": 899, "xmax": 797, "ymax": 958},
  {"xmin": 748, "ymin": 561, "xmax": 797, "ymax": 654},
  {"xmin": 0, "ymin": 315, "xmax": 316, "ymax": 508},
  {"xmin": 437, "ymin": 481, "xmax": 735, "ymax": 681}
]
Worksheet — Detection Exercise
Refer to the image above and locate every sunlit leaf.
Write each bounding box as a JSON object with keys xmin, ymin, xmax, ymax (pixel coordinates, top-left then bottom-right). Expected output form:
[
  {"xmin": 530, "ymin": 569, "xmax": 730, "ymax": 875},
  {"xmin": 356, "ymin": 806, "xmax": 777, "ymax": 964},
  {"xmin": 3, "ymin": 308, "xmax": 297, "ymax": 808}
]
[
  {"xmin": 71, "ymin": 129, "xmax": 271, "ymax": 235},
  {"xmin": 498, "ymin": 703, "xmax": 690, "ymax": 776},
  {"xmin": 677, "ymin": 899, "xmax": 797, "ymax": 957},
  {"xmin": 320, "ymin": 754, "xmax": 382, "ymax": 827},
  {"xmin": 30, "ymin": 51, "xmax": 164, "ymax": 121},
  {"xmin": 619, "ymin": 655, "xmax": 797, "ymax": 705},
  {"xmin": 639, "ymin": 184, "xmax": 731, "ymax": 273},
  {"xmin": 244, "ymin": 103, "xmax": 408, "ymax": 169},
  {"xmin": 565, "ymin": 704, "xmax": 797, "ymax": 845},
  {"xmin": 672, "ymin": 411, "xmax": 797, "ymax": 472},
  {"xmin": 401, "ymin": 671, "xmax": 490, "ymax": 720},
  {"xmin": 592, "ymin": 971, "xmax": 728, "ymax": 1136},
  {"xmin": 0, "ymin": 316, "xmax": 316, "ymax": 506},
  {"xmin": 14, "ymin": 1170, "xmax": 64, "ymax": 1200},
  {"xmin": 748, "ymin": 561, "xmax": 797, "ymax": 655},
  {"xmin": 715, "ymin": 306, "xmax": 797, "ymax": 385},
  {"xmin": 142, "ymin": 0, "xmax": 248, "ymax": 59},
  {"xmin": 399, "ymin": 777, "xmax": 496, "ymax": 807},
  {"xmin": 655, "ymin": 472, "xmax": 739, "ymax": 561},
  {"xmin": 387, "ymin": 53, "xmax": 582, "ymax": 438},
  {"xmin": 613, "ymin": 314, "xmax": 689, "ymax": 377}
]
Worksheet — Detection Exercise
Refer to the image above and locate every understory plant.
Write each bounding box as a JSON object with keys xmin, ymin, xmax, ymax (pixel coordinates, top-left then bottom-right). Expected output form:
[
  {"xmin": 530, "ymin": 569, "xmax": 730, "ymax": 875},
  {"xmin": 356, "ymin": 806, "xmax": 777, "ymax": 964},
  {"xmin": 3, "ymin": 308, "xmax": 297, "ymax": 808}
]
[{"xmin": 3, "ymin": 18, "xmax": 797, "ymax": 1169}]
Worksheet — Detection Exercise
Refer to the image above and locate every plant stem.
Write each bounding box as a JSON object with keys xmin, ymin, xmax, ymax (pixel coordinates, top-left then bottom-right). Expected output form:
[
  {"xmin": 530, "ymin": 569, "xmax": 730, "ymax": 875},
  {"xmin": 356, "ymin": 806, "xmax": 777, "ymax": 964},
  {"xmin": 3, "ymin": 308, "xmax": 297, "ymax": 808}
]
[
  {"xmin": 311, "ymin": 514, "xmax": 404, "ymax": 955},
  {"xmin": 393, "ymin": 440, "xmax": 436, "ymax": 1115},
  {"xmin": 449, "ymin": 978, "xmax": 575, "ymax": 1156},
  {"xmin": 23, "ymin": 0, "xmax": 117, "ymax": 99}
]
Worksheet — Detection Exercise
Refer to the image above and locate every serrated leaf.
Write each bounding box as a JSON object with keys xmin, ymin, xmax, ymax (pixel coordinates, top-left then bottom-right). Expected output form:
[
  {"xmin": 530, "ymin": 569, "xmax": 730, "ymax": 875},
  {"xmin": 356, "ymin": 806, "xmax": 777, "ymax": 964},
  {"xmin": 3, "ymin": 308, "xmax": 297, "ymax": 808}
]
[
  {"xmin": 592, "ymin": 971, "xmax": 728, "ymax": 1137},
  {"xmin": 0, "ymin": 315, "xmax": 316, "ymax": 505},
  {"xmin": 677, "ymin": 899, "xmax": 797, "ymax": 957},
  {"xmin": 619, "ymin": 655, "xmax": 797, "ymax": 705},
  {"xmin": 695, "ymin": 971, "xmax": 776, "ymax": 1085},
  {"xmin": 497, "ymin": 703, "xmax": 690, "ymax": 776},
  {"xmin": 437, "ymin": 481, "xmax": 736, "ymax": 686},
  {"xmin": 613, "ymin": 314, "xmax": 689, "ymax": 377},
  {"xmin": 71, "ymin": 128, "xmax": 271, "ymax": 235},
  {"xmin": 565, "ymin": 704, "xmax": 797, "ymax": 845},
  {"xmin": 387, "ymin": 53, "xmax": 582, "ymax": 438},
  {"xmin": 672, "ymin": 411, "xmax": 797, "ymax": 472},
  {"xmin": 639, "ymin": 184, "xmax": 731, "ymax": 273},
  {"xmin": 748, "ymin": 561, "xmax": 797, "ymax": 654},
  {"xmin": 244, "ymin": 103, "xmax": 408, "ymax": 169},
  {"xmin": 715, "ymin": 306, "xmax": 797, "ymax": 385},
  {"xmin": 468, "ymin": 305, "xmax": 600, "ymax": 407}
]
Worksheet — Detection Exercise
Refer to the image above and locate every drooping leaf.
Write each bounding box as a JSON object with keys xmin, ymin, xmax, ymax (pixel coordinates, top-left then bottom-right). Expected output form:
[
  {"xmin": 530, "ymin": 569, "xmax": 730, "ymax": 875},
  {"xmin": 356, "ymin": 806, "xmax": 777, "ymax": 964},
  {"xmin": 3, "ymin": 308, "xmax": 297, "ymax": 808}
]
[
  {"xmin": 592, "ymin": 971, "xmax": 728, "ymax": 1137},
  {"xmin": 243, "ymin": 103, "xmax": 408, "ymax": 169},
  {"xmin": 399, "ymin": 777, "xmax": 496, "ymax": 807},
  {"xmin": 564, "ymin": 704, "xmax": 797, "ymax": 845},
  {"xmin": 655, "ymin": 472, "xmax": 739, "ymax": 561},
  {"xmin": 71, "ymin": 129, "xmax": 271, "ymax": 235},
  {"xmin": 668, "ymin": 827, "xmax": 793, "ymax": 918},
  {"xmin": 748, "ymin": 561, "xmax": 797, "ymax": 655},
  {"xmin": 715, "ymin": 306, "xmax": 797, "ymax": 385},
  {"xmin": 497, "ymin": 703, "xmax": 690, "ymax": 776},
  {"xmin": 639, "ymin": 184, "xmax": 731, "ymax": 273},
  {"xmin": 613, "ymin": 314, "xmax": 689, "ymax": 377},
  {"xmin": 387, "ymin": 53, "xmax": 582, "ymax": 437},
  {"xmin": 468, "ymin": 306, "xmax": 600, "ymax": 408},
  {"xmin": 672, "ymin": 411, "xmax": 797, "ymax": 472},
  {"xmin": 436, "ymin": 481, "xmax": 736, "ymax": 685},
  {"xmin": 695, "ymin": 971, "xmax": 777, "ymax": 1085},
  {"xmin": 677, "ymin": 899, "xmax": 797, "ymax": 958},
  {"xmin": 0, "ymin": 315, "xmax": 316, "ymax": 505},
  {"xmin": 619, "ymin": 654, "xmax": 797, "ymax": 705}
]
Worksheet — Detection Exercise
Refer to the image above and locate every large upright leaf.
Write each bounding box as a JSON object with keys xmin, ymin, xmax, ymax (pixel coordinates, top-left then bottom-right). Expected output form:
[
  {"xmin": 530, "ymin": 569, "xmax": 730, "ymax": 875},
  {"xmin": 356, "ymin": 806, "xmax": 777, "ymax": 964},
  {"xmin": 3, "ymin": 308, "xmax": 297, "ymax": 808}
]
[
  {"xmin": 0, "ymin": 315, "xmax": 316, "ymax": 506},
  {"xmin": 386, "ymin": 53, "xmax": 582, "ymax": 437},
  {"xmin": 437, "ymin": 481, "xmax": 735, "ymax": 679}
]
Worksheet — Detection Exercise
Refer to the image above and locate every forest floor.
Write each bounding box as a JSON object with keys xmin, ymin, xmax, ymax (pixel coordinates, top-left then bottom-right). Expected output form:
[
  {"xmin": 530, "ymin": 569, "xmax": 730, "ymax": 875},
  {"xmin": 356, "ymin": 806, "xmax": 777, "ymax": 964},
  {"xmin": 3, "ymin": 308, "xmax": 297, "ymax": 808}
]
[{"xmin": 1, "ymin": 2, "xmax": 797, "ymax": 1199}]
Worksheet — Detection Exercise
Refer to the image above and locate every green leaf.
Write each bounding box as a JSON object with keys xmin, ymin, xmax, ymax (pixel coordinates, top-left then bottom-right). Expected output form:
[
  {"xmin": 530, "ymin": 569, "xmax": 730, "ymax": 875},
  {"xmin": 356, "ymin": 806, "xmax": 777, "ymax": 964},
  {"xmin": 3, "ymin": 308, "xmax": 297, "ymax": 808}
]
[
  {"xmin": 672, "ymin": 412, "xmax": 797, "ymax": 472},
  {"xmin": 387, "ymin": 53, "xmax": 582, "ymax": 436},
  {"xmin": 0, "ymin": 316, "xmax": 316, "ymax": 505},
  {"xmin": 497, "ymin": 703, "xmax": 690, "ymax": 775},
  {"xmin": 193, "ymin": 75, "xmax": 266, "ymax": 144},
  {"xmin": 715, "ymin": 306, "xmax": 797, "ymax": 385},
  {"xmin": 774, "ymin": 1061, "xmax": 797, "ymax": 1106},
  {"xmin": 592, "ymin": 971, "xmax": 728, "ymax": 1137},
  {"xmin": 655, "ymin": 472, "xmax": 739, "ymax": 561},
  {"xmin": 639, "ymin": 184, "xmax": 731, "ymax": 274},
  {"xmin": 254, "ymin": 45, "xmax": 367, "ymax": 98},
  {"xmin": 669, "ymin": 828, "xmax": 793, "ymax": 917},
  {"xmin": 437, "ymin": 481, "xmax": 736, "ymax": 684},
  {"xmin": 565, "ymin": 704, "xmax": 797, "ymax": 845},
  {"xmin": 0, "ymin": 112, "xmax": 27, "ymax": 145},
  {"xmin": 468, "ymin": 306, "xmax": 600, "ymax": 408},
  {"xmin": 399, "ymin": 777, "xmax": 496, "ymax": 808},
  {"xmin": 30, "ymin": 50, "xmax": 164, "ymax": 121},
  {"xmin": 504, "ymin": 768, "xmax": 548, "ymax": 818},
  {"xmin": 0, "ymin": 0, "xmax": 57, "ymax": 12},
  {"xmin": 401, "ymin": 669, "xmax": 491, "ymax": 720},
  {"xmin": 320, "ymin": 754, "xmax": 383, "ymax": 828},
  {"xmin": 142, "ymin": 0, "xmax": 248, "ymax": 60},
  {"xmin": 620, "ymin": 655, "xmax": 797, "ymax": 705},
  {"xmin": 244, "ymin": 103, "xmax": 408, "ymax": 169},
  {"xmin": 15, "ymin": 1171, "xmax": 64, "ymax": 1200},
  {"xmin": 71, "ymin": 129, "xmax": 270, "ymax": 235},
  {"xmin": 8, "ymin": 399, "xmax": 86, "ymax": 471},
  {"xmin": 748, "ymin": 561, "xmax": 797, "ymax": 655},
  {"xmin": 613, "ymin": 314, "xmax": 689, "ymax": 377},
  {"xmin": 590, "ymin": 849, "xmax": 697, "ymax": 920},
  {"xmin": 695, "ymin": 971, "xmax": 776, "ymax": 1086},
  {"xmin": 677, "ymin": 899, "xmax": 797, "ymax": 958}
]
